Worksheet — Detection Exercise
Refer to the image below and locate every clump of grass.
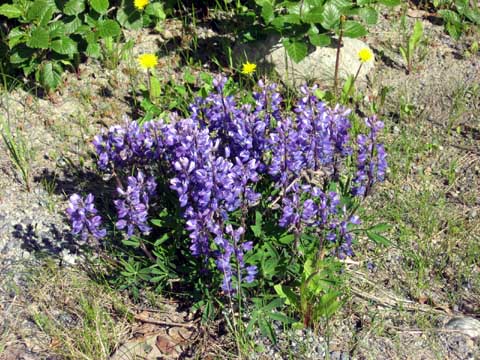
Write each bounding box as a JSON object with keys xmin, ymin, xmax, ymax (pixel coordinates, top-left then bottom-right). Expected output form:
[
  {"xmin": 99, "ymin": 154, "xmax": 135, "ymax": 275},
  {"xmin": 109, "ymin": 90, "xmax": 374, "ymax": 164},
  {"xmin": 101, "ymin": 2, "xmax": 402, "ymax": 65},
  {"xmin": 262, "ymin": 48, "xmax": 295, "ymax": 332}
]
[
  {"xmin": 27, "ymin": 261, "xmax": 132, "ymax": 360},
  {"xmin": 0, "ymin": 117, "xmax": 35, "ymax": 192}
]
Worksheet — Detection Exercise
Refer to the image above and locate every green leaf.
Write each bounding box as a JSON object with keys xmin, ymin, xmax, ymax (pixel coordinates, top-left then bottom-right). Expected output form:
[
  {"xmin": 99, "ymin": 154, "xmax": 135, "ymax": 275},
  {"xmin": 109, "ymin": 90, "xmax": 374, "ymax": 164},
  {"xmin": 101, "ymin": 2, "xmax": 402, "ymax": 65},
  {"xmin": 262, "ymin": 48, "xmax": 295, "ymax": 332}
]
[
  {"xmin": 145, "ymin": 2, "xmax": 166, "ymax": 20},
  {"xmin": 302, "ymin": 5, "xmax": 323, "ymax": 23},
  {"xmin": 343, "ymin": 21, "xmax": 367, "ymax": 38},
  {"xmin": 0, "ymin": 4, "xmax": 23, "ymax": 18},
  {"xmin": 39, "ymin": 62, "xmax": 62, "ymax": 90},
  {"xmin": 366, "ymin": 230, "xmax": 392, "ymax": 246},
  {"xmin": 85, "ymin": 42, "xmax": 101, "ymax": 57},
  {"xmin": 49, "ymin": 22, "xmax": 66, "ymax": 38},
  {"xmin": 27, "ymin": 0, "xmax": 53, "ymax": 22},
  {"xmin": 97, "ymin": 19, "xmax": 121, "ymax": 38},
  {"xmin": 63, "ymin": 0, "xmax": 85, "ymax": 15},
  {"xmin": 9, "ymin": 44, "xmax": 35, "ymax": 64},
  {"xmin": 359, "ymin": 7, "xmax": 378, "ymax": 25},
  {"xmin": 8, "ymin": 27, "xmax": 26, "ymax": 48},
  {"xmin": 408, "ymin": 21, "xmax": 423, "ymax": 54},
  {"xmin": 278, "ymin": 233, "xmax": 295, "ymax": 244},
  {"xmin": 116, "ymin": 6, "xmax": 142, "ymax": 30},
  {"xmin": 27, "ymin": 27, "xmax": 50, "ymax": 49},
  {"xmin": 377, "ymin": 0, "xmax": 400, "ymax": 6},
  {"xmin": 51, "ymin": 36, "xmax": 77, "ymax": 55},
  {"xmin": 268, "ymin": 312, "xmax": 296, "ymax": 324},
  {"xmin": 260, "ymin": 1, "xmax": 274, "ymax": 23},
  {"xmin": 282, "ymin": 38, "xmax": 308, "ymax": 63},
  {"xmin": 122, "ymin": 239, "xmax": 140, "ymax": 248},
  {"xmin": 274, "ymin": 284, "xmax": 300, "ymax": 308},
  {"xmin": 320, "ymin": 3, "xmax": 340, "ymax": 30},
  {"xmin": 89, "ymin": 0, "xmax": 108, "ymax": 14}
]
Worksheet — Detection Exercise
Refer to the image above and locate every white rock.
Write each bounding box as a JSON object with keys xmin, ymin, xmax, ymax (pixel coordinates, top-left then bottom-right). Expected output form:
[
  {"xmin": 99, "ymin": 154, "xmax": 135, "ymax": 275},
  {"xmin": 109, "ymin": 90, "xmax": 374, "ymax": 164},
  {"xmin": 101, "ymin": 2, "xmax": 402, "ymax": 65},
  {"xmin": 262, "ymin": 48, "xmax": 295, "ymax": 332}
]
[
  {"xmin": 445, "ymin": 317, "xmax": 480, "ymax": 339},
  {"xmin": 234, "ymin": 35, "xmax": 375, "ymax": 87}
]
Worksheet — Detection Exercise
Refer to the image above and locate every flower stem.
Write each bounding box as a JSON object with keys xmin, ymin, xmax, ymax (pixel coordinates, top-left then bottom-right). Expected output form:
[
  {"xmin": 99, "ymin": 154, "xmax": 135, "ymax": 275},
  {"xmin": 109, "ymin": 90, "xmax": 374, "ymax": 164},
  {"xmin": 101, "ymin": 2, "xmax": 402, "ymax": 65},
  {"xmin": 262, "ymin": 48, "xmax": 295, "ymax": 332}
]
[{"xmin": 333, "ymin": 16, "xmax": 346, "ymax": 99}]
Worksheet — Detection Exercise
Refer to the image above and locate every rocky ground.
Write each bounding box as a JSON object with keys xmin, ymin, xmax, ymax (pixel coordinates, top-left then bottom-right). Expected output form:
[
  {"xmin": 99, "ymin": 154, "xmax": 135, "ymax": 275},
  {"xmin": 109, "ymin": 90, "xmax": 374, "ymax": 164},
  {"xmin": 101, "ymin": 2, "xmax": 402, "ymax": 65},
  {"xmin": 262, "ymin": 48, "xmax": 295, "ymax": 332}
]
[{"xmin": 0, "ymin": 5, "xmax": 479, "ymax": 360}]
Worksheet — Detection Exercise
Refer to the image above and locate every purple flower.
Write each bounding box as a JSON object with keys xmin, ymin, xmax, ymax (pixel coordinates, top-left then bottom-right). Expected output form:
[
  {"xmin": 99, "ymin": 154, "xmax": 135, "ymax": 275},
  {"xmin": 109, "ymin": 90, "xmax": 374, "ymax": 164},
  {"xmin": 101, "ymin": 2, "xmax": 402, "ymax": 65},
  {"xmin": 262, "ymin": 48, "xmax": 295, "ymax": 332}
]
[
  {"xmin": 66, "ymin": 193, "xmax": 106, "ymax": 241},
  {"xmin": 114, "ymin": 171, "xmax": 157, "ymax": 237}
]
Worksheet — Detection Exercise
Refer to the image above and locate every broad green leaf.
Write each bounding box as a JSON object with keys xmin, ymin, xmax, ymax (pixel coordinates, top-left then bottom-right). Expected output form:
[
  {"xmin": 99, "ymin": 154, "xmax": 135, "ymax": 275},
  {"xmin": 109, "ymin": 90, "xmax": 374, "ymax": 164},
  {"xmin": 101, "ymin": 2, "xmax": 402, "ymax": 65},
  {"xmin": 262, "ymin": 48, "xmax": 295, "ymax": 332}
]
[
  {"xmin": 302, "ymin": 5, "xmax": 323, "ymax": 23},
  {"xmin": 261, "ymin": 1, "xmax": 274, "ymax": 23},
  {"xmin": 63, "ymin": 0, "xmax": 85, "ymax": 15},
  {"xmin": 274, "ymin": 284, "xmax": 300, "ymax": 308},
  {"xmin": 0, "ymin": 4, "xmax": 23, "ymax": 18},
  {"xmin": 278, "ymin": 233, "xmax": 295, "ymax": 244},
  {"xmin": 343, "ymin": 21, "xmax": 367, "ymax": 38},
  {"xmin": 49, "ymin": 22, "xmax": 66, "ymax": 38},
  {"xmin": 64, "ymin": 16, "xmax": 82, "ymax": 34},
  {"xmin": 309, "ymin": 33, "xmax": 331, "ymax": 46},
  {"xmin": 145, "ymin": 2, "xmax": 166, "ymax": 20},
  {"xmin": 377, "ymin": 0, "xmax": 400, "ymax": 6},
  {"xmin": 282, "ymin": 38, "xmax": 308, "ymax": 63},
  {"xmin": 269, "ymin": 312, "xmax": 296, "ymax": 324},
  {"xmin": 86, "ymin": 42, "xmax": 100, "ymax": 57},
  {"xmin": 439, "ymin": 9, "xmax": 461, "ymax": 24},
  {"xmin": 39, "ymin": 62, "xmax": 62, "ymax": 90},
  {"xmin": 8, "ymin": 27, "xmax": 26, "ymax": 48},
  {"xmin": 27, "ymin": 27, "xmax": 50, "ymax": 49},
  {"xmin": 116, "ymin": 7, "xmax": 142, "ymax": 30},
  {"xmin": 464, "ymin": 8, "xmax": 480, "ymax": 25},
  {"xmin": 51, "ymin": 36, "xmax": 77, "ymax": 55},
  {"xmin": 97, "ymin": 19, "xmax": 121, "ymax": 38},
  {"xmin": 27, "ymin": 0, "xmax": 52, "ymax": 22},
  {"xmin": 10, "ymin": 44, "xmax": 34, "ymax": 64},
  {"xmin": 359, "ymin": 7, "xmax": 378, "ymax": 25},
  {"xmin": 89, "ymin": 0, "xmax": 108, "ymax": 14},
  {"xmin": 320, "ymin": 3, "xmax": 340, "ymax": 30},
  {"xmin": 408, "ymin": 21, "xmax": 423, "ymax": 55}
]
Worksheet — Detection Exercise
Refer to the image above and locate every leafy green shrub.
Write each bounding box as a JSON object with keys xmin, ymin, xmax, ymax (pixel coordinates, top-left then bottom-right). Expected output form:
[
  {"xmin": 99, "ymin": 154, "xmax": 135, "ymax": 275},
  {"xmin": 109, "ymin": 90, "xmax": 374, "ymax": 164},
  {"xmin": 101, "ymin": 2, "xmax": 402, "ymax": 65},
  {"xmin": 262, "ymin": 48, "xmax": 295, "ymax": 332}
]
[
  {"xmin": 434, "ymin": 0, "xmax": 480, "ymax": 39},
  {"xmin": 0, "ymin": 0, "xmax": 167, "ymax": 91}
]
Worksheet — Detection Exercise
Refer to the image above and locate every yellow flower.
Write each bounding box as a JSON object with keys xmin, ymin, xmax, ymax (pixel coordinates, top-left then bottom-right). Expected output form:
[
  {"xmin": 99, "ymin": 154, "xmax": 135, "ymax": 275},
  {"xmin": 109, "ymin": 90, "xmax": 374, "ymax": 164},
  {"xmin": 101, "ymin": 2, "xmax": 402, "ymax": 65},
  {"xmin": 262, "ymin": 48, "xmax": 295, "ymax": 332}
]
[
  {"xmin": 134, "ymin": 0, "xmax": 149, "ymax": 11},
  {"xmin": 137, "ymin": 53, "xmax": 158, "ymax": 70},
  {"xmin": 241, "ymin": 61, "xmax": 257, "ymax": 75},
  {"xmin": 358, "ymin": 48, "xmax": 374, "ymax": 63}
]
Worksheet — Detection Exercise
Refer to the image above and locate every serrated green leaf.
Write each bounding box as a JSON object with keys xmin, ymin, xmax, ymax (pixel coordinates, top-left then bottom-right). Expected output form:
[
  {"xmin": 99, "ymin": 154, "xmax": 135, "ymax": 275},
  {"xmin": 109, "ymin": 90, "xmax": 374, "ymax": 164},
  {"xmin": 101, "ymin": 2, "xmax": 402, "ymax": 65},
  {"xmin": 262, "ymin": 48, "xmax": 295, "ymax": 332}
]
[
  {"xmin": 8, "ymin": 27, "xmax": 26, "ymax": 48},
  {"xmin": 9, "ymin": 44, "xmax": 35, "ymax": 64},
  {"xmin": 39, "ymin": 61, "xmax": 62, "ymax": 90},
  {"xmin": 27, "ymin": 27, "xmax": 50, "ymax": 49},
  {"xmin": 343, "ymin": 21, "xmax": 367, "ymax": 38},
  {"xmin": 260, "ymin": 1, "xmax": 274, "ymax": 23},
  {"xmin": 145, "ymin": 2, "xmax": 165, "ymax": 20},
  {"xmin": 49, "ymin": 22, "xmax": 66, "ymax": 38},
  {"xmin": 27, "ymin": 0, "xmax": 52, "ymax": 22},
  {"xmin": 359, "ymin": 7, "xmax": 378, "ymax": 25},
  {"xmin": 116, "ymin": 6, "xmax": 142, "ymax": 30},
  {"xmin": 282, "ymin": 38, "xmax": 308, "ymax": 63},
  {"xmin": 86, "ymin": 42, "xmax": 100, "ymax": 57},
  {"xmin": 63, "ymin": 0, "xmax": 85, "ymax": 15},
  {"xmin": 51, "ymin": 36, "xmax": 77, "ymax": 55},
  {"xmin": 377, "ymin": 0, "xmax": 400, "ymax": 6},
  {"xmin": 0, "ymin": 4, "xmax": 23, "ymax": 18},
  {"xmin": 302, "ymin": 5, "xmax": 323, "ymax": 23},
  {"xmin": 97, "ymin": 19, "xmax": 120, "ymax": 37},
  {"xmin": 309, "ymin": 33, "xmax": 331, "ymax": 46},
  {"xmin": 321, "ymin": 3, "xmax": 340, "ymax": 30},
  {"xmin": 89, "ymin": 0, "xmax": 108, "ymax": 14}
]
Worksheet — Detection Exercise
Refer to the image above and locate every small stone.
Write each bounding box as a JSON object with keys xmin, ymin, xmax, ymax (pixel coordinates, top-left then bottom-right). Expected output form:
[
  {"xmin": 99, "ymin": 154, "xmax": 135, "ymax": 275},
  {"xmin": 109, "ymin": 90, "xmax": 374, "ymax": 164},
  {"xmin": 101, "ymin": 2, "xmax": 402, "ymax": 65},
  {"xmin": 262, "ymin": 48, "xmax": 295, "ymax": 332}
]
[{"xmin": 445, "ymin": 317, "xmax": 480, "ymax": 339}]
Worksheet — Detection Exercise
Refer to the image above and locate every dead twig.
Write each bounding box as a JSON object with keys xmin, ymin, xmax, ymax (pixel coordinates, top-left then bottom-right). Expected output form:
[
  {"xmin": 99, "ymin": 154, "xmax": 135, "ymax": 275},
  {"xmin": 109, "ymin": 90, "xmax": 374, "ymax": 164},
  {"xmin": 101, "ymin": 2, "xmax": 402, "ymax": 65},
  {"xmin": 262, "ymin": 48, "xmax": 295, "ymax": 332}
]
[{"xmin": 134, "ymin": 314, "xmax": 198, "ymax": 329}]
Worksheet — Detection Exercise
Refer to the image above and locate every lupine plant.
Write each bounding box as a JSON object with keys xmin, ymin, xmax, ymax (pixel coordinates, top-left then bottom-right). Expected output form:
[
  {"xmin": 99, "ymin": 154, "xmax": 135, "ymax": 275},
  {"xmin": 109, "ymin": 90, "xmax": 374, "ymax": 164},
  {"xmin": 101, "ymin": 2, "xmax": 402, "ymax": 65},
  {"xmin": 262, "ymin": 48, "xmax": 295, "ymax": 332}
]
[{"xmin": 67, "ymin": 76, "xmax": 388, "ymax": 342}]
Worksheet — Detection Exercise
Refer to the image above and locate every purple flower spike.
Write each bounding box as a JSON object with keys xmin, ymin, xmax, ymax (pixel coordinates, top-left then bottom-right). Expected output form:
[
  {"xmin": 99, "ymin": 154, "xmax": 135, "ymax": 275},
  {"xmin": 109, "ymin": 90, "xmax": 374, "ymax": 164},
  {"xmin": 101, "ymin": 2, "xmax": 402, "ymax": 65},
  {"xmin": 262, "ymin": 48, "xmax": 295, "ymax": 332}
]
[{"xmin": 66, "ymin": 193, "xmax": 106, "ymax": 241}]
